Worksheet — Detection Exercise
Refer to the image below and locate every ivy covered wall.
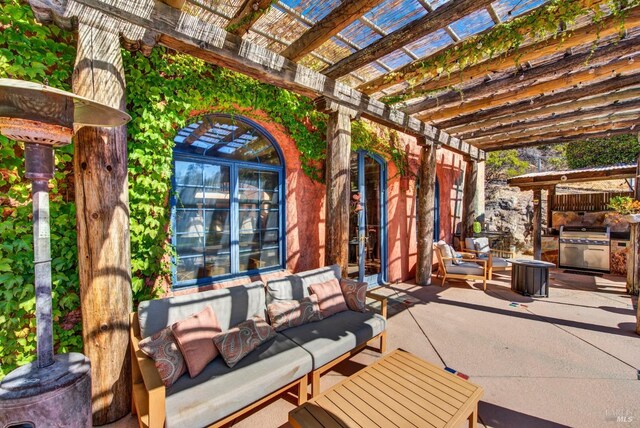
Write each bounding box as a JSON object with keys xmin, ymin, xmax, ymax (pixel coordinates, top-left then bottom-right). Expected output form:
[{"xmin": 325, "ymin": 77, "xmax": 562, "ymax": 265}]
[{"xmin": 0, "ymin": 0, "xmax": 413, "ymax": 378}]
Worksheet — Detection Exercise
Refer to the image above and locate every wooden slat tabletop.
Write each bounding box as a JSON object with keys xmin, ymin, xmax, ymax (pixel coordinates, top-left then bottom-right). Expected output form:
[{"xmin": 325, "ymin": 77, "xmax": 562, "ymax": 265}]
[{"xmin": 289, "ymin": 349, "xmax": 483, "ymax": 428}]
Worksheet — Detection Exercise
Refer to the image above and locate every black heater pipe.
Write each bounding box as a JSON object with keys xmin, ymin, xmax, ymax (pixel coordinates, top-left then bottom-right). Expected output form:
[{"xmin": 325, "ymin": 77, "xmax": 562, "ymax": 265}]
[{"xmin": 24, "ymin": 143, "xmax": 55, "ymax": 368}]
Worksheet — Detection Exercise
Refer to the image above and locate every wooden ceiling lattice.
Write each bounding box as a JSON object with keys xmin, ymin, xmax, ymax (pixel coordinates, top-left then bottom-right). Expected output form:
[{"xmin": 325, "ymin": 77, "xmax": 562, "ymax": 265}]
[
  {"xmin": 177, "ymin": 0, "xmax": 640, "ymax": 152},
  {"xmin": 30, "ymin": 0, "xmax": 640, "ymax": 155}
]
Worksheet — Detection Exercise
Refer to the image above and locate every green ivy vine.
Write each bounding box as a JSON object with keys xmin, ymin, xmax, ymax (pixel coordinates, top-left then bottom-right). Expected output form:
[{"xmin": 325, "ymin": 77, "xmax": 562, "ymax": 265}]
[
  {"xmin": 0, "ymin": 0, "xmax": 409, "ymax": 378},
  {"xmin": 383, "ymin": 0, "xmax": 640, "ymax": 104}
]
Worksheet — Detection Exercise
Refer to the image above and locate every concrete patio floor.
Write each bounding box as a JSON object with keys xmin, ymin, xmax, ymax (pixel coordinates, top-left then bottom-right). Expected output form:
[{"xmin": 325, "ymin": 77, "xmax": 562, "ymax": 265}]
[{"xmin": 109, "ymin": 269, "xmax": 640, "ymax": 427}]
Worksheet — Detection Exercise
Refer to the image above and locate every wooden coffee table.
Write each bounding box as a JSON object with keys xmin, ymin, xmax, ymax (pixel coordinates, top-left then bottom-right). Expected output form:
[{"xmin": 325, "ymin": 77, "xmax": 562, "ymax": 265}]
[{"xmin": 289, "ymin": 349, "xmax": 483, "ymax": 428}]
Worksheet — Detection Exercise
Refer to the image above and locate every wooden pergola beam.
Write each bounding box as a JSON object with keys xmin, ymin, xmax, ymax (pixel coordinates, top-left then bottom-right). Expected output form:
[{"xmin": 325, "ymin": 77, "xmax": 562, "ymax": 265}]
[
  {"xmin": 31, "ymin": 0, "xmax": 484, "ymax": 160},
  {"xmin": 448, "ymin": 86, "xmax": 640, "ymax": 136},
  {"xmin": 160, "ymin": 0, "xmax": 185, "ymax": 9},
  {"xmin": 322, "ymin": 0, "xmax": 494, "ymax": 79},
  {"xmin": 461, "ymin": 104, "xmax": 640, "ymax": 140},
  {"xmin": 281, "ymin": 0, "xmax": 384, "ymax": 62},
  {"xmin": 438, "ymin": 73, "xmax": 640, "ymax": 130},
  {"xmin": 408, "ymin": 35, "xmax": 640, "ymax": 117},
  {"xmin": 357, "ymin": 0, "xmax": 608, "ymax": 95},
  {"xmin": 470, "ymin": 115, "xmax": 640, "ymax": 146},
  {"xmin": 507, "ymin": 165, "xmax": 636, "ymax": 188},
  {"xmin": 226, "ymin": 0, "xmax": 273, "ymax": 36},
  {"xmin": 382, "ymin": 7, "xmax": 639, "ymax": 98},
  {"xmin": 416, "ymin": 56, "xmax": 640, "ymax": 121},
  {"xmin": 482, "ymin": 126, "xmax": 636, "ymax": 151}
]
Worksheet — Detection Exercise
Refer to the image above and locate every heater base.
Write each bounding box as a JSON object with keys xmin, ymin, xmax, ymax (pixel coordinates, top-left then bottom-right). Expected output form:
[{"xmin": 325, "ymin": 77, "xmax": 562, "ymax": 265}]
[{"xmin": 0, "ymin": 353, "xmax": 91, "ymax": 428}]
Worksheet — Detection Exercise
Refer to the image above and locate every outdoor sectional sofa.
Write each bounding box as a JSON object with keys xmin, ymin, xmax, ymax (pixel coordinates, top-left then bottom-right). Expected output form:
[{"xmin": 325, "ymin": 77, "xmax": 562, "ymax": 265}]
[{"xmin": 129, "ymin": 265, "xmax": 388, "ymax": 428}]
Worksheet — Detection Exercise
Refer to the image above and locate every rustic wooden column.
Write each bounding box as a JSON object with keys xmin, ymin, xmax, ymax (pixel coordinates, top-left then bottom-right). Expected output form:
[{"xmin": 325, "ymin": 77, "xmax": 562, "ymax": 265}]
[
  {"xmin": 546, "ymin": 185, "xmax": 556, "ymax": 232},
  {"xmin": 73, "ymin": 23, "xmax": 132, "ymax": 424},
  {"xmin": 635, "ymin": 150, "xmax": 640, "ymax": 200},
  {"xmin": 532, "ymin": 189, "xmax": 542, "ymax": 260},
  {"xmin": 316, "ymin": 98, "xmax": 357, "ymax": 276},
  {"xmin": 416, "ymin": 140, "xmax": 438, "ymax": 286},
  {"xmin": 461, "ymin": 156, "xmax": 478, "ymax": 245}
]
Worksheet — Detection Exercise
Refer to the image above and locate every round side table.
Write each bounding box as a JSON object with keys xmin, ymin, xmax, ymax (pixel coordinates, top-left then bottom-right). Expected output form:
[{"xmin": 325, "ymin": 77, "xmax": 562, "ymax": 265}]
[{"xmin": 510, "ymin": 259, "xmax": 555, "ymax": 297}]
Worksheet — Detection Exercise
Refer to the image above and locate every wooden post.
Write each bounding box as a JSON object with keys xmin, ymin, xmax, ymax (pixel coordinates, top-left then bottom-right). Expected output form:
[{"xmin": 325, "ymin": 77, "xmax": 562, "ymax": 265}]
[
  {"xmin": 627, "ymin": 223, "xmax": 640, "ymax": 295},
  {"xmin": 316, "ymin": 98, "xmax": 357, "ymax": 276},
  {"xmin": 635, "ymin": 150, "xmax": 640, "ymax": 200},
  {"xmin": 73, "ymin": 22, "xmax": 132, "ymax": 424},
  {"xmin": 416, "ymin": 140, "xmax": 437, "ymax": 286},
  {"xmin": 461, "ymin": 157, "xmax": 478, "ymax": 246},
  {"xmin": 532, "ymin": 189, "xmax": 542, "ymax": 260},
  {"xmin": 547, "ymin": 185, "xmax": 556, "ymax": 233}
]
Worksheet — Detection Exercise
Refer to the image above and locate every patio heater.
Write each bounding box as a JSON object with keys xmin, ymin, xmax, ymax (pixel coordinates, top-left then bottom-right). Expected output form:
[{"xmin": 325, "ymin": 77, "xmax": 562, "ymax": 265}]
[{"xmin": 0, "ymin": 79, "xmax": 130, "ymax": 427}]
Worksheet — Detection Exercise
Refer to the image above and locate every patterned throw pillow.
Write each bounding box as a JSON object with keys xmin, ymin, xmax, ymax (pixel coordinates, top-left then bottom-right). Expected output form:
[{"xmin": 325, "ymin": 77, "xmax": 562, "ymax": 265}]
[
  {"xmin": 267, "ymin": 295, "xmax": 323, "ymax": 331},
  {"xmin": 309, "ymin": 278, "xmax": 349, "ymax": 318},
  {"xmin": 339, "ymin": 278, "xmax": 368, "ymax": 312},
  {"xmin": 213, "ymin": 317, "xmax": 276, "ymax": 368},
  {"xmin": 171, "ymin": 305, "xmax": 222, "ymax": 378},
  {"xmin": 138, "ymin": 326, "xmax": 187, "ymax": 387}
]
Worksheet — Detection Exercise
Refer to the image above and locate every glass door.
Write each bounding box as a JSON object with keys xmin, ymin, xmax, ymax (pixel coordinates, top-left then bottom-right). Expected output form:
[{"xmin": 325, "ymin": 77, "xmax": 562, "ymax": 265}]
[{"xmin": 348, "ymin": 151, "xmax": 387, "ymax": 285}]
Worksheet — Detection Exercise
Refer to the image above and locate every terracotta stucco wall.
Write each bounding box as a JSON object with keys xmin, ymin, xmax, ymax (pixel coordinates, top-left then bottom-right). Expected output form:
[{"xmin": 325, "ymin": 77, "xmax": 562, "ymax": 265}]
[
  {"xmin": 169, "ymin": 112, "xmax": 466, "ymax": 295},
  {"xmin": 386, "ymin": 134, "xmax": 465, "ymax": 283}
]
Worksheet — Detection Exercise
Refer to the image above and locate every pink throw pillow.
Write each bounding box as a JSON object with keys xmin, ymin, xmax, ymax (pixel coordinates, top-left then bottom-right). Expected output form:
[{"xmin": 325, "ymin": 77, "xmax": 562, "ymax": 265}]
[
  {"xmin": 267, "ymin": 295, "xmax": 323, "ymax": 331},
  {"xmin": 213, "ymin": 317, "xmax": 276, "ymax": 368},
  {"xmin": 171, "ymin": 305, "xmax": 222, "ymax": 378},
  {"xmin": 340, "ymin": 278, "xmax": 368, "ymax": 312},
  {"xmin": 138, "ymin": 326, "xmax": 187, "ymax": 387},
  {"xmin": 309, "ymin": 278, "xmax": 349, "ymax": 318}
]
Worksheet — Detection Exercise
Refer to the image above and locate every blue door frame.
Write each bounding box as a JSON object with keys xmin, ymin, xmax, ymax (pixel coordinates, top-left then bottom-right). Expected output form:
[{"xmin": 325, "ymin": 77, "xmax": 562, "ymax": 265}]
[
  {"xmin": 434, "ymin": 177, "xmax": 440, "ymax": 241},
  {"xmin": 354, "ymin": 150, "xmax": 388, "ymax": 286}
]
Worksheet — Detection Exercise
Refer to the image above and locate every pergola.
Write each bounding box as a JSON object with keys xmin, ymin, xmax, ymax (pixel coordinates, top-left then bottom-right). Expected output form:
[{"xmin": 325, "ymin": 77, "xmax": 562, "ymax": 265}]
[
  {"xmin": 508, "ymin": 163, "xmax": 638, "ymax": 260},
  {"xmin": 25, "ymin": 0, "xmax": 640, "ymax": 423}
]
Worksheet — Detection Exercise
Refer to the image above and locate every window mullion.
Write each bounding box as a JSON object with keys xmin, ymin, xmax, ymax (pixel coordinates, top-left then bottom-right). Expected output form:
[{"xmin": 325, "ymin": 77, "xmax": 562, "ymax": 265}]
[{"xmin": 230, "ymin": 164, "xmax": 240, "ymax": 274}]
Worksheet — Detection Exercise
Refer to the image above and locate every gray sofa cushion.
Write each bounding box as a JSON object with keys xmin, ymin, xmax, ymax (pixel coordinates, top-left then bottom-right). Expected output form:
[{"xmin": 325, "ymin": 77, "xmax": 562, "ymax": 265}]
[
  {"xmin": 266, "ymin": 264, "xmax": 341, "ymax": 305},
  {"xmin": 138, "ymin": 281, "xmax": 266, "ymax": 338},
  {"xmin": 446, "ymin": 262, "xmax": 485, "ymax": 276},
  {"xmin": 281, "ymin": 310, "xmax": 386, "ymax": 369},
  {"xmin": 164, "ymin": 334, "xmax": 312, "ymax": 428}
]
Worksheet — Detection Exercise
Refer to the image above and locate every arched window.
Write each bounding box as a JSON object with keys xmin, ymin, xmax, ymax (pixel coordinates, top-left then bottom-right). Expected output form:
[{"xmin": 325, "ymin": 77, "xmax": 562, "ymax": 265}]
[{"xmin": 171, "ymin": 114, "xmax": 285, "ymax": 287}]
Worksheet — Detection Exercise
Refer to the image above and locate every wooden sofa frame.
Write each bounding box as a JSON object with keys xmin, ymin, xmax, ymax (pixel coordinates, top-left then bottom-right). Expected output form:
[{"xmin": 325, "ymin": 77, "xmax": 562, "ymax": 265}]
[
  {"xmin": 434, "ymin": 245, "xmax": 489, "ymax": 290},
  {"xmin": 308, "ymin": 290, "xmax": 388, "ymax": 398},
  {"xmin": 129, "ymin": 290, "xmax": 388, "ymax": 427}
]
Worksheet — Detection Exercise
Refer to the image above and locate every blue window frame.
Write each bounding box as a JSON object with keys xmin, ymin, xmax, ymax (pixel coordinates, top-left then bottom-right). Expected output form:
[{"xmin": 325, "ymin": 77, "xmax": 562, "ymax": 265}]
[
  {"xmin": 416, "ymin": 176, "xmax": 441, "ymax": 241},
  {"xmin": 171, "ymin": 114, "xmax": 285, "ymax": 288}
]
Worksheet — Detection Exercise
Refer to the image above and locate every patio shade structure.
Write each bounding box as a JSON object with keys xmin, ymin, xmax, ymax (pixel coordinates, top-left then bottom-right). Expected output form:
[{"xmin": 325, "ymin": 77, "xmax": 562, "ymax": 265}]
[{"xmin": 23, "ymin": 0, "xmax": 640, "ymax": 419}]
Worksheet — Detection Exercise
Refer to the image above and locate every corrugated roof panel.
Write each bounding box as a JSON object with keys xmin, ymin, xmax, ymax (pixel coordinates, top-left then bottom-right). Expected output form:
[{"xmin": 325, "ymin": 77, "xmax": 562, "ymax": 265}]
[
  {"xmin": 252, "ymin": 5, "xmax": 310, "ymax": 46},
  {"xmin": 492, "ymin": 0, "xmax": 547, "ymax": 21},
  {"xmin": 364, "ymin": 0, "xmax": 428, "ymax": 34},
  {"xmin": 315, "ymin": 38, "xmax": 355, "ymax": 64},
  {"xmin": 430, "ymin": 0, "xmax": 453, "ymax": 10},
  {"xmin": 277, "ymin": 0, "xmax": 342, "ymax": 22},
  {"xmin": 184, "ymin": 2, "xmax": 229, "ymax": 29},
  {"xmin": 379, "ymin": 50, "xmax": 413, "ymax": 69},
  {"xmin": 194, "ymin": 0, "xmax": 244, "ymax": 22},
  {"xmin": 340, "ymin": 19, "xmax": 382, "ymax": 48},
  {"xmin": 449, "ymin": 8, "xmax": 494, "ymax": 38},
  {"xmin": 405, "ymin": 28, "xmax": 453, "ymax": 58},
  {"xmin": 354, "ymin": 63, "xmax": 386, "ymax": 81},
  {"xmin": 244, "ymin": 31, "xmax": 286, "ymax": 53}
]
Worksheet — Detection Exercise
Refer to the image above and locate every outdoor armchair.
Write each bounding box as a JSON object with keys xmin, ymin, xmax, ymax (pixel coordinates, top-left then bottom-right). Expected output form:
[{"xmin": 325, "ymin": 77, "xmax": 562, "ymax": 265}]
[
  {"xmin": 463, "ymin": 237, "xmax": 513, "ymax": 279},
  {"xmin": 434, "ymin": 243, "xmax": 489, "ymax": 290}
]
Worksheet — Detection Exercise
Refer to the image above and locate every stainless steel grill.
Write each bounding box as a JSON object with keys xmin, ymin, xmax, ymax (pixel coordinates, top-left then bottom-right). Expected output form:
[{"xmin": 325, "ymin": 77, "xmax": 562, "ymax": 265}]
[{"xmin": 559, "ymin": 226, "xmax": 610, "ymax": 272}]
